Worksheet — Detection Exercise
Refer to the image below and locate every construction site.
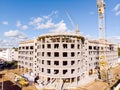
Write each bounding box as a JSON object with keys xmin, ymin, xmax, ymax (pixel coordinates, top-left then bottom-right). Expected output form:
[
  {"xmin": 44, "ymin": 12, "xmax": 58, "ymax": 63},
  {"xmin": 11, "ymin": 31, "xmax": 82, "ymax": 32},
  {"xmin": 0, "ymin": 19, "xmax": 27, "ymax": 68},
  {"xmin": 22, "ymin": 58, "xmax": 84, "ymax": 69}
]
[{"xmin": 0, "ymin": 0, "xmax": 120, "ymax": 90}]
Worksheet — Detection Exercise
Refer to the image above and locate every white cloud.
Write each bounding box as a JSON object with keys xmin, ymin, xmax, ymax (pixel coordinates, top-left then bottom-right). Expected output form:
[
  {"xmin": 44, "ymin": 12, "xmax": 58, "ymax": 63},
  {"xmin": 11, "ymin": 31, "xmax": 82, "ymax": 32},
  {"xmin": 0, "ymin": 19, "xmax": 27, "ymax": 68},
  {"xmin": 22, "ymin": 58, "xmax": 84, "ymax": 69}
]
[
  {"xmin": 43, "ymin": 10, "xmax": 58, "ymax": 19},
  {"xmin": 113, "ymin": 3, "xmax": 120, "ymax": 16},
  {"xmin": 0, "ymin": 39, "xmax": 18, "ymax": 48},
  {"xmin": 16, "ymin": 21, "xmax": 22, "ymax": 27},
  {"xmin": 50, "ymin": 20, "xmax": 67, "ymax": 33},
  {"xmin": 4, "ymin": 30, "xmax": 27, "ymax": 39},
  {"xmin": 29, "ymin": 11, "xmax": 58, "ymax": 25},
  {"xmin": 4, "ymin": 30, "xmax": 20, "ymax": 37},
  {"xmin": 115, "ymin": 11, "xmax": 120, "ymax": 16},
  {"xmin": 107, "ymin": 36, "xmax": 120, "ymax": 43},
  {"xmin": 36, "ymin": 19, "xmax": 54, "ymax": 29},
  {"xmin": 113, "ymin": 4, "xmax": 120, "ymax": 11},
  {"xmin": 30, "ymin": 17, "xmax": 69, "ymax": 33},
  {"xmin": 29, "ymin": 11, "xmax": 71, "ymax": 33},
  {"xmin": 29, "ymin": 17, "xmax": 43, "ymax": 25},
  {"xmin": 16, "ymin": 21, "xmax": 28, "ymax": 30},
  {"xmin": 43, "ymin": 16, "xmax": 49, "ymax": 19},
  {"xmin": 29, "ymin": 10, "xmax": 60, "ymax": 30},
  {"xmin": 2, "ymin": 28, "xmax": 29, "ymax": 48},
  {"xmin": 22, "ymin": 25, "xmax": 28, "ymax": 30},
  {"xmin": 34, "ymin": 17, "xmax": 43, "ymax": 23},
  {"xmin": 112, "ymin": 36, "xmax": 120, "ymax": 41},
  {"xmin": 89, "ymin": 11, "xmax": 95, "ymax": 15},
  {"xmin": 85, "ymin": 34, "xmax": 92, "ymax": 38},
  {"xmin": 29, "ymin": 11, "xmax": 58, "ymax": 26},
  {"xmin": 2, "ymin": 21, "xmax": 8, "ymax": 25},
  {"xmin": 84, "ymin": 34, "xmax": 97, "ymax": 40}
]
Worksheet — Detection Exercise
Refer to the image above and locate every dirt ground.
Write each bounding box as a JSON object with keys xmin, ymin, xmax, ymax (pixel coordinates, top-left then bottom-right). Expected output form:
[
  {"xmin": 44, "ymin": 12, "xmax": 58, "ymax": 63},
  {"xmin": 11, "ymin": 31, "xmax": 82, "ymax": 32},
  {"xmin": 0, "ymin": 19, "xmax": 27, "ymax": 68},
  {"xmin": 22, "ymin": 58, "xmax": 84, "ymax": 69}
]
[
  {"xmin": 77, "ymin": 64, "xmax": 120, "ymax": 90},
  {"xmin": 0, "ymin": 64, "xmax": 120, "ymax": 90},
  {"xmin": 0, "ymin": 68, "xmax": 37, "ymax": 90}
]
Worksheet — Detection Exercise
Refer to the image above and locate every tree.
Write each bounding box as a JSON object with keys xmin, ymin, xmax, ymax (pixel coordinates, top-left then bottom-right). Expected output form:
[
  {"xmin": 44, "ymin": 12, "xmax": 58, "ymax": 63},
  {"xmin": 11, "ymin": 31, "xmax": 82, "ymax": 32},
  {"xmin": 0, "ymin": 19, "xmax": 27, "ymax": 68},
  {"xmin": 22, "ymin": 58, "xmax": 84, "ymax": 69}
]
[
  {"xmin": 118, "ymin": 48, "xmax": 120, "ymax": 56},
  {"xmin": 13, "ymin": 47, "xmax": 18, "ymax": 51}
]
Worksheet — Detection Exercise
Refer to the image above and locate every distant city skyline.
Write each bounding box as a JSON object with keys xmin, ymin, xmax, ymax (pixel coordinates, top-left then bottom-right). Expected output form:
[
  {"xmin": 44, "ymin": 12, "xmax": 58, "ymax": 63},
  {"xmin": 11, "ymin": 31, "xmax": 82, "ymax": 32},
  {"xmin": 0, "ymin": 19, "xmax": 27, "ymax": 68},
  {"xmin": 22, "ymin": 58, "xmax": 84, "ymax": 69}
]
[{"xmin": 0, "ymin": 0, "xmax": 120, "ymax": 47}]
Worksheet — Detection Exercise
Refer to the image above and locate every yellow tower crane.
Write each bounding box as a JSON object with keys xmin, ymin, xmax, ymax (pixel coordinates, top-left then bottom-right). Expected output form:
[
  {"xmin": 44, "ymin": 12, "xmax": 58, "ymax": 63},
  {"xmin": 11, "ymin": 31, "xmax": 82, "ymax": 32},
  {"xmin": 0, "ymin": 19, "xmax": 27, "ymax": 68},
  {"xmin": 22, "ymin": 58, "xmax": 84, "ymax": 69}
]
[
  {"xmin": 97, "ymin": 0, "xmax": 108, "ymax": 81},
  {"xmin": 97, "ymin": 0, "xmax": 105, "ymax": 39}
]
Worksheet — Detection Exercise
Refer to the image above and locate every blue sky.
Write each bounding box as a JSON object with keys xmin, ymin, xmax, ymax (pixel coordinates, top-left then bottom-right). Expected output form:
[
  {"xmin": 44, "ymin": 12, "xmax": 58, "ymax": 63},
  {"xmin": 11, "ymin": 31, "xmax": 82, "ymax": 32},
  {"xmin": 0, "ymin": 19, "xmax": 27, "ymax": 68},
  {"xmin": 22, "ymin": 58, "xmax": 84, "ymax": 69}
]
[{"xmin": 0, "ymin": 0, "xmax": 120, "ymax": 47}]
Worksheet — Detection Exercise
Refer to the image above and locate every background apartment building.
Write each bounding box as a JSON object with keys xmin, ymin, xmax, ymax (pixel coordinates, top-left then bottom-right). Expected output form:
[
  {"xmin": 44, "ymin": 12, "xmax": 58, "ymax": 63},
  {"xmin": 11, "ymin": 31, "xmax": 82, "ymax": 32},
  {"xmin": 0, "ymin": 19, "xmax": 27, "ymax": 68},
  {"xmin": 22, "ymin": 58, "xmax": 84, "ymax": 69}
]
[
  {"xmin": 18, "ymin": 40, "xmax": 34, "ymax": 72},
  {"xmin": 0, "ymin": 48, "xmax": 18, "ymax": 62}
]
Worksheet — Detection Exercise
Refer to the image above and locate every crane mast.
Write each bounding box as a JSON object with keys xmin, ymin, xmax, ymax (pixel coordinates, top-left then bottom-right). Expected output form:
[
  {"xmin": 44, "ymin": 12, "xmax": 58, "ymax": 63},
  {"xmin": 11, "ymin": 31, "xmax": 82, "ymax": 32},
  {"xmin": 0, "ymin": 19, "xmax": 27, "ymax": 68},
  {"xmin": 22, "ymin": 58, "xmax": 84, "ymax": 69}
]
[
  {"xmin": 97, "ymin": 0, "xmax": 105, "ymax": 39},
  {"xmin": 97, "ymin": 0, "xmax": 108, "ymax": 81}
]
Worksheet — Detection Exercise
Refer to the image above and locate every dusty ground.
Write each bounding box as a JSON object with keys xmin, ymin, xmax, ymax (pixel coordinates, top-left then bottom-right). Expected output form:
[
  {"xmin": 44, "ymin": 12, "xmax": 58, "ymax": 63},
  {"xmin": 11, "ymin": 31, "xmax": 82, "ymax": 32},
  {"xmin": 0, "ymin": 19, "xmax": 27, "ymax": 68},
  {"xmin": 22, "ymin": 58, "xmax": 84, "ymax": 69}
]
[
  {"xmin": 0, "ymin": 64, "xmax": 120, "ymax": 90},
  {"xmin": 77, "ymin": 64, "xmax": 120, "ymax": 90},
  {"xmin": 77, "ymin": 81, "xmax": 108, "ymax": 90},
  {"xmin": 0, "ymin": 68, "xmax": 37, "ymax": 90}
]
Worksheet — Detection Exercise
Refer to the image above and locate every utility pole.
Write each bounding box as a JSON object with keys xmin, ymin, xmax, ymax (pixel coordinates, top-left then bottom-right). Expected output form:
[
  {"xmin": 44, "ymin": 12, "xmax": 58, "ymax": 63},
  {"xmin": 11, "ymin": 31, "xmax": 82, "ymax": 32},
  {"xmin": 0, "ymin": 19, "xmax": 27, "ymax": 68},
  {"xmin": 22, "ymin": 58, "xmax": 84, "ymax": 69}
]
[{"xmin": 2, "ymin": 74, "xmax": 3, "ymax": 90}]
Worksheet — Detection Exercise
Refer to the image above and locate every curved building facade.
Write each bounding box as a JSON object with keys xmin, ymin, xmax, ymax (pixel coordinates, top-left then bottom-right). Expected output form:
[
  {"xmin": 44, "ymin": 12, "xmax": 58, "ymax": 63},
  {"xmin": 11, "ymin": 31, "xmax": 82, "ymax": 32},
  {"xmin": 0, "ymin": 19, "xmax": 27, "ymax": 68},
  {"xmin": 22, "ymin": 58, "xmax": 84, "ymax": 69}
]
[{"xmin": 33, "ymin": 33, "xmax": 86, "ymax": 88}]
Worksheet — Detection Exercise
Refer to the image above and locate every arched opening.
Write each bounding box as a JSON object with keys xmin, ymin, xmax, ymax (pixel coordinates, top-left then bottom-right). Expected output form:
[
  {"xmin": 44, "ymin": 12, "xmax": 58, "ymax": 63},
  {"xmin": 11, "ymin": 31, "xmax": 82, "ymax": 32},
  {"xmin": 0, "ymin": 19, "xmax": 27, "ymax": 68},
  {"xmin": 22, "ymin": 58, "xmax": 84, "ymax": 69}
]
[
  {"xmin": 29, "ymin": 69, "xmax": 32, "ymax": 73},
  {"xmin": 22, "ymin": 66, "xmax": 24, "ymax": 71},
  {"xmin": 77, "ymin": 76, "xmax": 80, "ymax": 82},
  {"xmin": 26, "ymin": 68, "xmax": 28, "ymax": 72},
  {"xmin": 89, "ymin": 69, "xmax": 93, "ymax": 75},
  {"xmin": 94, "ymin": 66, "xmax": 99, "ymax": 74}
]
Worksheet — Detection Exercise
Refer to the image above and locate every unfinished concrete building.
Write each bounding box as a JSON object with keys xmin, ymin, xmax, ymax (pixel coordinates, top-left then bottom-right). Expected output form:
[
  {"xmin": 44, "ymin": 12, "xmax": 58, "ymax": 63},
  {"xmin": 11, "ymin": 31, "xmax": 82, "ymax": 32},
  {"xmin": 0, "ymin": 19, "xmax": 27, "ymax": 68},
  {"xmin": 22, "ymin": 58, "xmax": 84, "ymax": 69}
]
[{"xmin": 18, "ymin": 32, "xmax": 118, "ymax": 89}]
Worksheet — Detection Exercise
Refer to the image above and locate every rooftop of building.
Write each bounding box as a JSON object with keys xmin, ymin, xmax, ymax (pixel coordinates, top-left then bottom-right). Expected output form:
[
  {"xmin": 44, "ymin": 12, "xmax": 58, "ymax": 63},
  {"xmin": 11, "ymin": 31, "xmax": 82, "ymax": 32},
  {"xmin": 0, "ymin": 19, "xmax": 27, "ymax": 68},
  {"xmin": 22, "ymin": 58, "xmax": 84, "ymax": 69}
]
[
  {"xmin": 19, "ymin": 40, "xmax": 34, "ymax": 44},
  {"xmin": 38, "ymin": 32, "xmax": 83, "ymax": 37},
  {"xmin": 88, "ymin": 39, "xmax": 116, "ymax": 45}
]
